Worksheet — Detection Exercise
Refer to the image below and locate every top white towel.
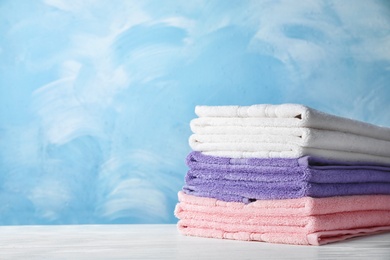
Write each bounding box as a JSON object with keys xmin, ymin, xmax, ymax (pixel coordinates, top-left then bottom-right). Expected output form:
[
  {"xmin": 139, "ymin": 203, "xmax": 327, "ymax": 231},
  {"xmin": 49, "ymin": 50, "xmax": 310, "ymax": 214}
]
[
  {"xmin": 194, "ymin": 104, "xmax": 390, "ymax": 141},
  {"xmin": 191, "ymin": 104, "xmax": 390, "ymax": 163}
]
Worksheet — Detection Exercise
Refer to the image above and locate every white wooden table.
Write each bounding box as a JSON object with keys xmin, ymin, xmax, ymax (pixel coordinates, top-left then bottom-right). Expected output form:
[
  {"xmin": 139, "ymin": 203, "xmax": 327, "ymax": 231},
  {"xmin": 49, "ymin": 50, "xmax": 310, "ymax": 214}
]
[{"xmin": 0, "ymin": 224, "xmax": 389, "ymax": 259}]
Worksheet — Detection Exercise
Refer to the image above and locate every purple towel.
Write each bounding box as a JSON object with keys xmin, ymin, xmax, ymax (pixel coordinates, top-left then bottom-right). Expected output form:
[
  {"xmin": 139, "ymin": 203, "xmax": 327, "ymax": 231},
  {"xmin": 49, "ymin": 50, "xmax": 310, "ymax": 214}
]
[
  {"xmin": 183, "ymin": 152, "xmax": 390, "ymax": 202},
  {"xmin": 183, "ymin": 181, "xmax": 390, "ymax": 203}
]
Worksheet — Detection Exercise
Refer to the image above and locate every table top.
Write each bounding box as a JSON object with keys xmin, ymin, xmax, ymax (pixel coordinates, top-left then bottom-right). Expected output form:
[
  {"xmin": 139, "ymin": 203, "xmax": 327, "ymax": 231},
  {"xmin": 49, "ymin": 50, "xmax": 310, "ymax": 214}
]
[{"xmin": 0, "ymin": 224, "xmax": 389, "ymax": 259}]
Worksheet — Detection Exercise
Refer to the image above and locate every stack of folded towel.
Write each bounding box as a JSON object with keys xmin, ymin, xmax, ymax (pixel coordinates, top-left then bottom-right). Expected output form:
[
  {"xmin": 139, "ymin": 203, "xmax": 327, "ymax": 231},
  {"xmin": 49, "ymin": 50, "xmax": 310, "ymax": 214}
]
[{"xmin": 175, "ymin": 104, "xmax": 390, "ymax": 245}]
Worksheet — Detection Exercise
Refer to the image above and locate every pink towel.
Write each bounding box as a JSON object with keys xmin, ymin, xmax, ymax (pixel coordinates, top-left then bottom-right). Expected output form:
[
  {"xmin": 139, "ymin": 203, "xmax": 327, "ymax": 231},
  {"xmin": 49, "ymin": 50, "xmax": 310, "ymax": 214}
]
[
  {"xmin": 178, "ymin": 225, "xmax": 390, "ymax": 246},
  {"xmin": 175, "ymin": 192, "xmax": 390, "ymax": 245}
]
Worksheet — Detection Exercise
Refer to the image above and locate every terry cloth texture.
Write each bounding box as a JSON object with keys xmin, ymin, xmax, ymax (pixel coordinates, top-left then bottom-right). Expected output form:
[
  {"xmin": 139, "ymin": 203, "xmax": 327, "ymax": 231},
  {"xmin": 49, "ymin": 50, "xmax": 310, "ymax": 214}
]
[
  {"xmin": 183, "ymin": 152, "xmax": 390, "ymax": 202},
  {"xmin": 190, "ymin": 104, "xmax": 390, "ymax": 164},
  {"xmin": 175, "ymin": 191, "xmax": 390, "ymax": 245}
]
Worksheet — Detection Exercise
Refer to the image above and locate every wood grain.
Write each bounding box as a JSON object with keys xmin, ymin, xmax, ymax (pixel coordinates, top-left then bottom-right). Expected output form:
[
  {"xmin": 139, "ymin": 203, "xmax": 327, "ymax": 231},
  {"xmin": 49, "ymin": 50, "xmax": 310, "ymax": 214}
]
[{"xmin": 0, "ymin": 224, "xmax": 389, "ymax": 259}]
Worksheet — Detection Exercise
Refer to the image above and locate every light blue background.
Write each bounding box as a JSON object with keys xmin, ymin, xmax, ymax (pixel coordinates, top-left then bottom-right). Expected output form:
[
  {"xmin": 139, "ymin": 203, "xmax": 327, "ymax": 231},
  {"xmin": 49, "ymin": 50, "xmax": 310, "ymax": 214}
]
[{"xmin": 0, "ymin": 0, "xmax": 389, "ymax": 225}]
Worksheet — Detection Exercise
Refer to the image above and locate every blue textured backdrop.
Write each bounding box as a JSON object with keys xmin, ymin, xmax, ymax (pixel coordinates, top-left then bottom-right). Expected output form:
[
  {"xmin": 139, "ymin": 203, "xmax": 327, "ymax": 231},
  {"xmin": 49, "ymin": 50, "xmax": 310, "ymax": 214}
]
[{"xmin": 0, "ymin": 0, "xmax": 389, "ymax": 225}]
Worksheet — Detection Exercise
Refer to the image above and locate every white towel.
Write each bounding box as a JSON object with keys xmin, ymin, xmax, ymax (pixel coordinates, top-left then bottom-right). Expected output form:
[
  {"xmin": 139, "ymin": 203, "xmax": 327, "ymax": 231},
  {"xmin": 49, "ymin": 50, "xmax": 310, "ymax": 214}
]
[
  {"xmin": 194, "ymin": 104, "xmax": 390, "ymax": 141},
  {"xmin": 190, "ymin": 104, "xmax": 390, "ymax": 163}
]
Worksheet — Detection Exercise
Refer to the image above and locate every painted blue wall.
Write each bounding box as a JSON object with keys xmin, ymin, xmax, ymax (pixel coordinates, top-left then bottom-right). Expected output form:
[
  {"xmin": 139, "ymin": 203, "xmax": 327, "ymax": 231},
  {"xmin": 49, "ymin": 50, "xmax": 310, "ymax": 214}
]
[{"xmin": 0, "ymin": 0, "xmax": 389, "ymax": 225}]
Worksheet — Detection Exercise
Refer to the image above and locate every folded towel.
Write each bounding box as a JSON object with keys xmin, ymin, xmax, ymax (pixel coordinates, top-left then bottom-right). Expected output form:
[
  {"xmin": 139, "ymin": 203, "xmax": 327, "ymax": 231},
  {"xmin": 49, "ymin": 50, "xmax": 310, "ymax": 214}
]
[
  {"xmin": 184, "ymin": 152, "xmax": 390, "ymax": 201},
  {"xmin": 189, "ymin": 130, "xmax": 390, "ymax": 160},
  {"xmin": 194, "ymin": 104, "xmax": 390, "ymax": 141},
  {"xmin": 186, "ymin": 151, "xmax": 390, "ymax": 183},
  {"xmin": 183, "ymin": 181, "xmax": 390, "ymax": 202},
  {"xmin": 177, "ymin": 191, "xmax": 390, "ymax": 215},
  {"xmin": 178, "ymin": 224, "xmax": 390, "ymax": 246},
  {"xmin": 175, "ymin": 192, "xmax": 390, "ymax": 245},
  {"xmin": 189, "ymin": 132, "xmax": 390, "ymax": 164},
  {"xmin": 190, "ymin": 104, "xmax": 390, "ymax": 164}
]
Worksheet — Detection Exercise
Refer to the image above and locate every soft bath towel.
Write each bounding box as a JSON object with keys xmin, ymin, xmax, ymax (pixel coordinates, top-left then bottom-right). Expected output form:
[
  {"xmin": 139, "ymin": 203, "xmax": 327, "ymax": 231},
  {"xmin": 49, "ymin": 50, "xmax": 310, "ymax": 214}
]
[
  {"xmin": 178, "ymin": 224, "xmax": 390, "ymax": 246},
  {"xmin": 189, "ymin": 132, "xmax": 390, "ymax": 164},
  {"xmin": 186, "ymin": 151, "xmax": 390, "ymax": 183},
  {"xmin": 194, "ymin": 104, "xmax": 390, "ymax": 141},
  {"xmin": 183, "ymin": 181, "xmax": 390, "ymax": 202},
  {"xmin": 177, "ymin": 191, "xmax": 390, "ymax": 216},
  {"xmin": 184, "ymin": 152, "xmax": 390, "ymax": 202},
  {"xmin": 175, "ymin": 192, "xmax": 390, "ymax": 245},
  {"xmin": 190, "ymin": 104, "xmax": 390, "ymax": 164}
]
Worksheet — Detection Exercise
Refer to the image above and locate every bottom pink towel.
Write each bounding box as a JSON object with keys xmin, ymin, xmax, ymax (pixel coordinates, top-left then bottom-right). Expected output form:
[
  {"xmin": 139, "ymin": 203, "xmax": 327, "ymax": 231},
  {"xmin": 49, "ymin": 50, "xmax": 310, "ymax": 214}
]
[
  {"xmin": 175, "ymin": 192, "xmax": 390, "ymax": 245},
  {"xmin": 178, "ymin": 225, "xmax": 390, "ymax": 246}
]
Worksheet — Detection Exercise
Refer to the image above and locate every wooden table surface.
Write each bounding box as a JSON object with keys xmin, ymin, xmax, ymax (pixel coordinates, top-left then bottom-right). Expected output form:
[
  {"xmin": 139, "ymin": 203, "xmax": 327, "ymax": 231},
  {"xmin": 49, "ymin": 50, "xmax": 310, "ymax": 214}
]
[{"xmin": 0, "ymin": 224, "xmax": 389, "ymax": 259}]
